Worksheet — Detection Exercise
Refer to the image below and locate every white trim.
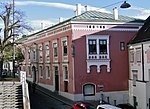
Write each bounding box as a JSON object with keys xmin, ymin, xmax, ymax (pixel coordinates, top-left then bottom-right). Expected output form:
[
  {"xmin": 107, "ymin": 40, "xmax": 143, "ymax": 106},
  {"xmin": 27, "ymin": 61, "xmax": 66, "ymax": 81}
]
[
  {"xmin": 70, "ymin": 21, "xmax": 144, "ymax": 25},
  {"xmin": 86, "ymin": 35, "xmax": 110, "ymax": 73},
  {"xmin": 62, "ymin": 64, "xmax": 69, "ymax": 82}
]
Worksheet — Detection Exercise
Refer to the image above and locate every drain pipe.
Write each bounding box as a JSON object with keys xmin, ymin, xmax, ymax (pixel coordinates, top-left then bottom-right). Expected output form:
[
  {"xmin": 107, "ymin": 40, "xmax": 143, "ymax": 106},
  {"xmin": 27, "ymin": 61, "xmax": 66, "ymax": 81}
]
[{"xmin": 141, "ymin": 44, "xmax": 145, "ymax": 81}]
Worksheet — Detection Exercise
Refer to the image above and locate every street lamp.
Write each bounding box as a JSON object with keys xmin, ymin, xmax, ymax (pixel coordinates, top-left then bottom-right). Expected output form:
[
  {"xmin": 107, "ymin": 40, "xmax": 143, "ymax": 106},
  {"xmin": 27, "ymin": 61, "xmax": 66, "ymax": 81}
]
[
  {"xmin": 101, "ymin": 0, "xmax": 131, "ymax": 9},
  {"xmin": 120, "ymin": 1, "xmax": 131, "ymax": 8}
]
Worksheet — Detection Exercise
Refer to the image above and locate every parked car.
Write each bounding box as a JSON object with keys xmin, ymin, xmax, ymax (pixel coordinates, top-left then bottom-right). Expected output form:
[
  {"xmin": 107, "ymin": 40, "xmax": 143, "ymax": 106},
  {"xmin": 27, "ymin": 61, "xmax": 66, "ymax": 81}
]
[
  {"xmin": 97, "ymin": 104, "xmax": 121, "ymax": 109},
  {"xmin": 71, "ymin": 101, "xmax": 95, "ymax": 109},
  {"xmin": 116, "ymin": 103, "xmax": 134, "ymax": 109},
  {"xmin": 2, "ymin": 69, "xmax": 7, "ymax": 77}
]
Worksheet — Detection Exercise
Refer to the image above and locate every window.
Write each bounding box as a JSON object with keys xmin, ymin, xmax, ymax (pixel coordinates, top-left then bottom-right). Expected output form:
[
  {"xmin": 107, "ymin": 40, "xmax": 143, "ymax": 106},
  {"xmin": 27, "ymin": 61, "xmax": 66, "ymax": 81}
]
[
  {"xmin": 88, "ymin": 39, "xmax": 97, "ymax": 54},
  {"xmin": 63, "ymin": 41, "xmax": 68, "ymax": 56},
  {"xmin": 28, "ymin": 49, "xmax": 30, "ymax": 60},
  {"xmin": 120, "ymin": 42, "xmax": 125, "ymax": 51},
  {"xmin": 83, "ymin": 84, "xmax": 95, "ymax": 96},
  {"xmin": 99, "ymin": 40, "xmax": 107, "ymax": 54},
  {"xmin": 130, "ymin": 51, "xmax": 134, "ymax": 63},
  {"xmin": 132, "ymin": 70, "xmax": 138, "ymax": 86},
  {"xmin": 63, "ymin": 65, "xmax": 68, "ymax": 80},
  {"xmin": 45, "ymin": 45, "xmax": 50, "ymax": 60},
  {"xmin": 39, "ymin": 46, "xmax": 43, "ymax": 61},
  {"xmin": 46, "ymin": 66, "xmax": 50, "ymax": 79},
  {"xmin": 39, "ymin": 66, "xmax": 43, "ymax": 77},
  {"xmin": 136, "ymin": 48, "xmax": 141, "ymax": 62},
  {"xmin": 28, "ymin": 66, "xmax": 31, "ymax": 76},
  {"xmin": 33, "ymin": 48, "xmax": 36, "ymax": 60},
  {"xmin": 53, "ymin": 43, "xmax": 58, "ymax": 57}
]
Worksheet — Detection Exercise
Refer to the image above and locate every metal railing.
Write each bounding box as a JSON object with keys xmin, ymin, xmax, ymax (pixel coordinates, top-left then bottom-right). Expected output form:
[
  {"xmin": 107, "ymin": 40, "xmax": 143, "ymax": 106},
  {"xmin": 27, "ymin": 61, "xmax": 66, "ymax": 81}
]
[{"xmin": 20, "ymin": 71, "xmax": 30, "ymax": 109}]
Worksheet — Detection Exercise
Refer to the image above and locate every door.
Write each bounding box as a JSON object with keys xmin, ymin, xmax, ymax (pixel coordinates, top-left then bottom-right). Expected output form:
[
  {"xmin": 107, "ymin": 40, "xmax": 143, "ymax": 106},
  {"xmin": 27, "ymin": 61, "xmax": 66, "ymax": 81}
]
[
  {"xmin": 133, "ymin": 96, "xmax": 137, "ymax": 109},
  {"xmin": 149, "ymin": 98, "xmax": 150, "ymax": 109},
  {"xmin": 54, "ymin": 66, "xmax": 59, "ymax": 91},
  {"xmin": 32, "ymin": 66, "xmax": 36, "ymax": 83}
]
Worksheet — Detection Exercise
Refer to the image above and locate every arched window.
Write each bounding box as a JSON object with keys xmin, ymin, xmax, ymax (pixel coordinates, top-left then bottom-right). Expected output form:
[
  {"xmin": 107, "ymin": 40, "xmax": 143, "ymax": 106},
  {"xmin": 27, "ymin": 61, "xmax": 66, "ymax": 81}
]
[{"xmin": 83, "ymin": 84, "xmax": 95, "ymax": 96}]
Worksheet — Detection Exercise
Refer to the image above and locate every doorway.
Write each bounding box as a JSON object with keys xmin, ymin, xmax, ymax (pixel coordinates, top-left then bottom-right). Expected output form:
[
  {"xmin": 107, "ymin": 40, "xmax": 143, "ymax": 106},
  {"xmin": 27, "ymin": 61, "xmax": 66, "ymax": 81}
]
[
  {"xmin": 54, "ymin": 66, "xmax": 59, "ymax": 91},
  {"xmin": 133, "ymin": 96, "xmax": 137, "ymax": 109},
  {"xmin": 32, "ymin": 66, "xmax": 36, "ymax": 83},
  {"xmin": 149, "ymin": 98, "xmax": 150, "ymax": 109}
]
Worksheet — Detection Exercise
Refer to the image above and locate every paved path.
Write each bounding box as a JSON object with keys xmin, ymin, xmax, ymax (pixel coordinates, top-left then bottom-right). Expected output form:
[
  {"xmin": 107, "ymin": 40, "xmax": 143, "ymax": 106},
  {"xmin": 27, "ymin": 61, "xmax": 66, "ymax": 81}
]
[{"xmin": 29, "ymin": 88, "xmax": 72, "ymax": 109}]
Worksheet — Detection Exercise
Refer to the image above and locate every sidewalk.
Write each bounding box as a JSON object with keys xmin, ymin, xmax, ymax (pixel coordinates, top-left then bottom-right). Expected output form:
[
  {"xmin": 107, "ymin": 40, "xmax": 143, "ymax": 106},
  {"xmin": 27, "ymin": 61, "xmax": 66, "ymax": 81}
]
[
  {"xmin": 35, "ymin": 84, "xmax": 75, "ymax": 107},
  {"xmin": 31, "ymin": 83, "xmax": 99, "ymax": 107}
]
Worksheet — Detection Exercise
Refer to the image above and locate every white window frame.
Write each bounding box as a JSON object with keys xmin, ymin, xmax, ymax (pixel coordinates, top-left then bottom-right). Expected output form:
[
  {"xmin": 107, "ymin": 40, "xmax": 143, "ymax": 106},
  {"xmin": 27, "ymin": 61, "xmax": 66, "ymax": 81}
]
[
  {"xmin": 86, "ymin": 35, "xmax": 110, "ymax": 56},
  {"xmin": 46, "ymin": 66, "xmax": 50, "ymax": 79},
  {"xmin": 39, "ymin": 66, "xmax": 43, "ymax": 78},
  {"xmin": 130, "ymin": 50, "xmax": 134, "ymax": 63},
  {"xmin": 83, "ymin": 84, "xmax": 95, "ymax": 96},
  {"xmin": 28, "ymin": 66, "xmax": 31, "ymax": 76},
  {"xmin": 28, "ymin": 48, "xmax": 30, "ymax": 60},
  {"xmin": 52, "ymin": 40, "xmax": 58, "ymax": 57},
  {"xmin": 132, "ymin": 70, "xmax": 138, "ymax": 86},
  {"xmin": 45, "ymin": 45, "xmax": 50, "ymax": 61},
  {"xmin": 38, "ymin": 44, "xmax": 43, "ymax": 62},
  {"xmin": 136, "ymin": 48, "xmax": 141, "ymax": 62},
  {"xmin": 33, "ymin": 48, "xmax": 36, "ymax": 60},
  {"xmin": 63, "ymin": 65, "xmax": 69, "ymax": 81}
]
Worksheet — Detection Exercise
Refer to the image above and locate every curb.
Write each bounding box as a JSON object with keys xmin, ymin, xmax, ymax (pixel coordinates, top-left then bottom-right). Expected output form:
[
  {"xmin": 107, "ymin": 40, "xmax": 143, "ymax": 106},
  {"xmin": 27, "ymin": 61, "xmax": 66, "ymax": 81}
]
[{"xmin": 35, "ymin": 84, "xmax": 74, "ymax": 107}]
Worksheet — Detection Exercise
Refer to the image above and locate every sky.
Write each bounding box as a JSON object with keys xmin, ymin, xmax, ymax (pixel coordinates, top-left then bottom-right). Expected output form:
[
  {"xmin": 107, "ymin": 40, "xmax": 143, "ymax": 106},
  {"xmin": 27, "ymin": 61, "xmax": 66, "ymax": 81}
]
[{"xmin": 0, "ymin": 0, "xmax": 150, "ymax": 33}]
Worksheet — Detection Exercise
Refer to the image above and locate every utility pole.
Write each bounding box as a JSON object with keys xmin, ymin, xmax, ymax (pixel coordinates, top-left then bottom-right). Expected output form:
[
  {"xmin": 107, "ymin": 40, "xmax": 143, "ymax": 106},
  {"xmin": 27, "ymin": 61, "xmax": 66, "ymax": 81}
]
[
  {"xmin": 0, "ymin": 28, "xmax": 2, "ymax": 78},
  {"xmin": 12, "ymin": 0, "xmax": 15, "ymax": 78}
]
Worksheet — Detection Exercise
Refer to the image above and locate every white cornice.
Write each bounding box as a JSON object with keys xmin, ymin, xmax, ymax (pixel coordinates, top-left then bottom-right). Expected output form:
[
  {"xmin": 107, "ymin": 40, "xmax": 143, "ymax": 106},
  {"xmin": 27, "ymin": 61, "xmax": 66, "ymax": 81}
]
[{"xmin": 70, "ymin": 21, "xmax": 144, "ymax": 25}]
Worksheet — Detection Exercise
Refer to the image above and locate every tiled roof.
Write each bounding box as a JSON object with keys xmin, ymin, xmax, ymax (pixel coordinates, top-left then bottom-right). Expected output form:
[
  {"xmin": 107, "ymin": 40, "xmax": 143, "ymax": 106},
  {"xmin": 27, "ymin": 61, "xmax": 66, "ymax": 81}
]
[
  {"xmin": 129, "ymin": 16, "xmax": 150, "ymax": 44},
  {"xmin": 71, "ymin": 11, "xmax": 144, "ymax": 23},
  {"xmin": 20, "ymin": 11, "xmax": 144, "ymax": 39}
]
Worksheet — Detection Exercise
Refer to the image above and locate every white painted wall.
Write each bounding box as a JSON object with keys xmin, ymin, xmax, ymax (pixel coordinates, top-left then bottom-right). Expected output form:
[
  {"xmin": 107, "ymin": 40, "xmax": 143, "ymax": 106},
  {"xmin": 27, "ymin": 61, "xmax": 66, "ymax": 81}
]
[{"xmin": 129, "ymin": 41, "xmax": 150, "ymax": 109}]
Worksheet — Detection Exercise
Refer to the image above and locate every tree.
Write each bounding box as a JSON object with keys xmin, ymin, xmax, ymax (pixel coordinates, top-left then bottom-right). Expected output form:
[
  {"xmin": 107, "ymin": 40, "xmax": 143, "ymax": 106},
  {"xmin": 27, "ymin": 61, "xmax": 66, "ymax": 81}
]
[
  {"xmin": 4, "ymin": 40, "xmax": 24, "ymax": 62},
  {"xmin": 0, "ymin": 1, "xmax": 32, "ymax": 79}
]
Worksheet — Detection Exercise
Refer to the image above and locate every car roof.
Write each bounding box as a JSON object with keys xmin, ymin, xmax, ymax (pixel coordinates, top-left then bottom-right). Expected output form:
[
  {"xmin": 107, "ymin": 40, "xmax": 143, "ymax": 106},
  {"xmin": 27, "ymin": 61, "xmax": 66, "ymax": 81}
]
[
  {"xmin": 97, "ymin": 104, "xmax": 121, "ymax": 109},
  {"xmin": 77, "ymin": 101, "xmax": 93, "ymax": 105}
]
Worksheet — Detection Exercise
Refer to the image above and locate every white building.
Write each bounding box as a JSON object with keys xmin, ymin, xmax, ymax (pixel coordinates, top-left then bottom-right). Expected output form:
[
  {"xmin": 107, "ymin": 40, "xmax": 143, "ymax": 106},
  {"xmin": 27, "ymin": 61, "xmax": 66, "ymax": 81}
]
[{"xmin": 128, "ymin": 16, "xmax": 150, "ymax": 109}]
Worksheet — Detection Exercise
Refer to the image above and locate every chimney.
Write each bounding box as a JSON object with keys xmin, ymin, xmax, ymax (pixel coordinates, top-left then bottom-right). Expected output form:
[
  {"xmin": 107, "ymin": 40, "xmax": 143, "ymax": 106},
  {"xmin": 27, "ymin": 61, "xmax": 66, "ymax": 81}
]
[
  {"xmin": 76, "ymin": 4, "xmax": 81, "ymax": 16},
  {"xmin": 85, "ymin": 5, "xmax": 90, "ymax": 11},
  {"xmin": 59, "ymin": 17, "xmax": 63, "ymax": 23},
  {"xmin": 113, "ymin": 7, "xmax": 118, "ymax": 20}
]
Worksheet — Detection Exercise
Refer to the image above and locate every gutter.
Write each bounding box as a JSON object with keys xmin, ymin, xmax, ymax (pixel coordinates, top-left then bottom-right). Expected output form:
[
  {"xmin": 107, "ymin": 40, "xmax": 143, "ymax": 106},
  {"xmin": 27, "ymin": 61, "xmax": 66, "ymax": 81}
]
[{"xmin": 141, "ymin": 44, "xmax": 145, "ymax": 81}]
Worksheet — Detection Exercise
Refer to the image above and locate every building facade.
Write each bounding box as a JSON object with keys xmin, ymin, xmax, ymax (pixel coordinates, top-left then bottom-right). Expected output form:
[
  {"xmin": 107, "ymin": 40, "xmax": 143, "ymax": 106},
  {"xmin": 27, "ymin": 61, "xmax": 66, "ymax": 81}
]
[
  {"xmin": 128, "ymin": 16, "xmax": 150, "ymax": 109},
  {"xmin": 19, "ymin": 9, "xmax": 143, "ymax": 104}
]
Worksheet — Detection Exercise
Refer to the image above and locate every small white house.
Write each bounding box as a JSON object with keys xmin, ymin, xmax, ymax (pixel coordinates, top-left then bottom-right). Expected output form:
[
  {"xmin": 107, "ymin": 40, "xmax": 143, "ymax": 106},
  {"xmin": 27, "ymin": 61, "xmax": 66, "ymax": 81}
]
[
  {"xmin": 128, "ymin": 16, "xmax": 150, "ymax": 109},
  {"xmin": 3, "ymin": 61, "xmax": 13, "ymax": 76}
]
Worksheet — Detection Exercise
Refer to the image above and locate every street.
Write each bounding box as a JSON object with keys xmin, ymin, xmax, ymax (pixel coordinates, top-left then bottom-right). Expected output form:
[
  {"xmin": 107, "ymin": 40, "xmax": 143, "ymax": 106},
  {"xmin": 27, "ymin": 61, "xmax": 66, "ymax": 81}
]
[{"xmin": 29, "ymin": 89, "xmax": 72, "ymax": 109}]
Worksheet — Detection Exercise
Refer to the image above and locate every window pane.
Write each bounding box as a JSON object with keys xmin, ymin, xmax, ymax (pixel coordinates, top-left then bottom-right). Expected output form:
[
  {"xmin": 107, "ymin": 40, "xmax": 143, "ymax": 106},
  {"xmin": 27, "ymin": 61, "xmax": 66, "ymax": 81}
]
[
  {"xmin": 88, "ymin": 39, "xmax": 97, "ymax": 54},
  {"xmin": 136, "ymin": 49, "xmax": 141, "ymax": 62},
  {"xmin": 63, "ymin": 41, "xmax": 68, "ymax": 56},
  {"xmin": 99, "ymin": 40, "xmax": 107, "ymax": 54},
  {"xmin": 120, "ymin": 42, "xmax": 125, "ymax": 51},
  {"xmin": 46, "ymin": 66, "xmax": 50, "ymax": 78},
  {"xmin": 83, "ymin": 84, "xmax": 95, "ymax": 96},
  {"xmin": 130, "ymin": 51, "xmax": 134, "ymax": 62}
]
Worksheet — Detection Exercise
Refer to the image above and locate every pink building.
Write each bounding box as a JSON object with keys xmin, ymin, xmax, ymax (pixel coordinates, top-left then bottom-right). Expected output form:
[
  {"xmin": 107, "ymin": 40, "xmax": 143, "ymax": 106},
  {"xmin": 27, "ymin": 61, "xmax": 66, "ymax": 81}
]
[{"xmin": 19, "ymin": 9, "xmax": 143, "ymax": 104}]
